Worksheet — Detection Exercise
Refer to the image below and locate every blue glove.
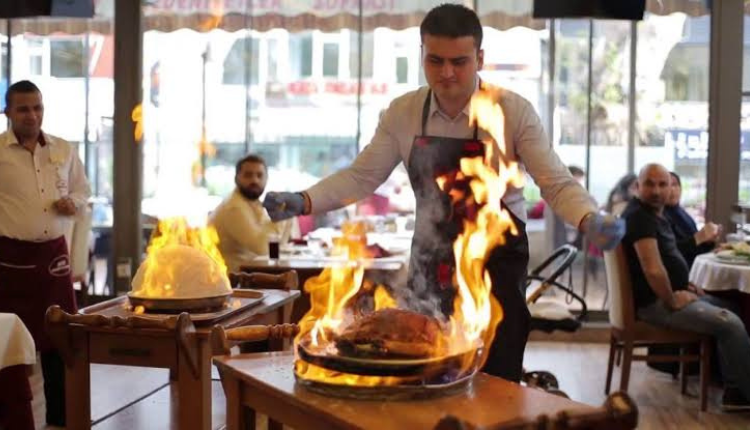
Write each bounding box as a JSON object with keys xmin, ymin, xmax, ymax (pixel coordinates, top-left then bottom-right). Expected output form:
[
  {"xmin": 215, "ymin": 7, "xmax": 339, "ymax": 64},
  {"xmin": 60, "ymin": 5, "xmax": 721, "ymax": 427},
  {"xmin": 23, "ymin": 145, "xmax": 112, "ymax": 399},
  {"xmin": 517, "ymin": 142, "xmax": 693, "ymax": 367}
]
[
  {"xmin": 263, "ymin": 192, "xmax": 305, "ymax": 221},
  {"xmin": 583, "ymin": 213, "xmax": 625, "ymax": 251}
]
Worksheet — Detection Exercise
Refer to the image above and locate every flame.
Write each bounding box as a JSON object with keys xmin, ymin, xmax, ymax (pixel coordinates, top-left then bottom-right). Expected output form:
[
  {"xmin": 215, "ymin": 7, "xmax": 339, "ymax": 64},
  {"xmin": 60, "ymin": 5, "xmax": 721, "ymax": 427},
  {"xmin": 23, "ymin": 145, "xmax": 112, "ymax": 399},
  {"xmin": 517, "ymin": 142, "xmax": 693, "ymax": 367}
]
[
  {"xmin": 134, "ymin": 217, "xmax": 228, "ymax": 298},
  {"xmin": 300, "ymin": 222, "xmax": 369, "ymax": 348},
  {"xmin": 294, "ymin": 86, "xmax": 524, "ymax": 386},
  {"xmin": 373, "ymin": 285, "xmax": 397, "ymax": 311},
  {"xmin": 132, "ymin": 104, "xmax": 143, "ymax": 143}
]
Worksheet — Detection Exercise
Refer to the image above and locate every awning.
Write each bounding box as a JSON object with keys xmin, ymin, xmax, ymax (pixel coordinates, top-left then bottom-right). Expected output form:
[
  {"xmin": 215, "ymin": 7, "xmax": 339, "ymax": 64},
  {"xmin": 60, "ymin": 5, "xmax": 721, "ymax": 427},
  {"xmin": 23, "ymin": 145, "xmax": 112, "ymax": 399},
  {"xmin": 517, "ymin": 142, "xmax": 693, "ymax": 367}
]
[{"xmin": 6, "ymin": 0, "xmax": 712, "ymax": 36}]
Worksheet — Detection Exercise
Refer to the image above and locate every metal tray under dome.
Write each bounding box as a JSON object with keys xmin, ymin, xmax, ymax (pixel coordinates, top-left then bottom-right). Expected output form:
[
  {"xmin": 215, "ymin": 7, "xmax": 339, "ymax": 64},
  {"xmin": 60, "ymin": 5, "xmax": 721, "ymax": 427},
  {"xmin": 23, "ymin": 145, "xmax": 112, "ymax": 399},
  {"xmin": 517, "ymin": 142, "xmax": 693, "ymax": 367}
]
[{"xmin": 127, "ymin": 291, "xmax": 233, "ymax": 312}]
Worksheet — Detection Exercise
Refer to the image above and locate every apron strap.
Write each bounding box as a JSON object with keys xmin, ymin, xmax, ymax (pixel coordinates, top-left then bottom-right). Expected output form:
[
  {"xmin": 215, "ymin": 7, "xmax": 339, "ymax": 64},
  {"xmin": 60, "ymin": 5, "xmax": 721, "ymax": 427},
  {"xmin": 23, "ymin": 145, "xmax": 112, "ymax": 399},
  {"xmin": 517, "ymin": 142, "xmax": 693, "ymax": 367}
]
[{"xmin": 421, "ymin": 81, "xmax": 481, "ymax": 140}]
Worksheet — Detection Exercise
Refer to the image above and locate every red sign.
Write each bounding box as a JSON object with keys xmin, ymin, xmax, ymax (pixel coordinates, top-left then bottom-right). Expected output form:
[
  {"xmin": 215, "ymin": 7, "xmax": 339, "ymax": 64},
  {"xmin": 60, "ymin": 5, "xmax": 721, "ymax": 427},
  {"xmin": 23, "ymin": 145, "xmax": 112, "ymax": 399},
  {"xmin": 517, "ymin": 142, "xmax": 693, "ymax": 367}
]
[{"xmin": 287, "ymin": 81, "xmax": 389, "ymax": 96}]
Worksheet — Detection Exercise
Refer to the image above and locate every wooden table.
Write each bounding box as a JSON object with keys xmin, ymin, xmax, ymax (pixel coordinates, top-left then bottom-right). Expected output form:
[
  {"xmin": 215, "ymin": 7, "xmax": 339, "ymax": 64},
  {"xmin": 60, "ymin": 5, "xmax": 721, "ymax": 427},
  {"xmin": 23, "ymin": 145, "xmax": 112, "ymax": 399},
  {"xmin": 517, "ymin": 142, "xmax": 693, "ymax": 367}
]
[
  {"xmin": 690, "ymin": 253, "xmax": 750, "ymax": 332},
  {"xmin": 241, "ymin": 258, "xmax": 405, "ymax": 322},
  {"xmin": 49, "ymin": 289, "xmax": 299, "ymax": 430},
  {"xmin": 214, "ymin": 352, "xmax": 594, "ymax": 430}
]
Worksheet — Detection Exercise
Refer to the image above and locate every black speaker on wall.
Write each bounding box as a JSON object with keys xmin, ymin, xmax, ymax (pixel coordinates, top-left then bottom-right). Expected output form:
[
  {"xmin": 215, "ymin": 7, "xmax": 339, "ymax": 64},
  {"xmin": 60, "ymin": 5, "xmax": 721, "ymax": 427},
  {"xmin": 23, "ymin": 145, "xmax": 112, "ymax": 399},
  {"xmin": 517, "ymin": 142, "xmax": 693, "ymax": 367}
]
[
  {"xmin": 0, "ymin": 0, "xmax": 94, "ymax": 18},
  {"xmin": 533, "ymin": 0, "xmax": 646, "ymax": 20},
  {"xmin": 0, "ymin": 0, "xmax": 52, "ymax": 18}
]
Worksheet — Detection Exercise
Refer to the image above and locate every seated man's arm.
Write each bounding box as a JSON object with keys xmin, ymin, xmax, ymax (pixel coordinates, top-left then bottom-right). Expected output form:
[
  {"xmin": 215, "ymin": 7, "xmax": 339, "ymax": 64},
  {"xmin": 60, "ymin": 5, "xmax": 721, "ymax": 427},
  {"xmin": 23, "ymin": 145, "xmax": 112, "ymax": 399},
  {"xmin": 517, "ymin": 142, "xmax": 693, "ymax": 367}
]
[{"xmin": 633, "ymin": 238, "xmax": 694, "ymax": 310}]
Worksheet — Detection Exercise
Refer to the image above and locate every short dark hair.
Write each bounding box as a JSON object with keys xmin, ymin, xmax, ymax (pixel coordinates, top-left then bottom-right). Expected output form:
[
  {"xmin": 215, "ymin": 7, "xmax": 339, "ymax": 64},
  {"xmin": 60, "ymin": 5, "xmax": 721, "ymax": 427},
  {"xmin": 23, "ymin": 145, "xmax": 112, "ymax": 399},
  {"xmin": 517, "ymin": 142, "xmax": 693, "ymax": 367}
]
[
  {"xmin": 669, "ymin": 171, "xmax": 681, "ymax": 187},
  {"xmin": 568, "ymin": 165, "xmax": 585, "ymax": 177},
  {"xmin": 5, "ymin": 80, "xmax": 41, "ymax": 109},
  {"xmin": 235, "ymin": 154, "xmax": 267, "ymax": 176},
  {"xmin": 420, "ymin": 4, "xmax": 483, "ymax": 50}
]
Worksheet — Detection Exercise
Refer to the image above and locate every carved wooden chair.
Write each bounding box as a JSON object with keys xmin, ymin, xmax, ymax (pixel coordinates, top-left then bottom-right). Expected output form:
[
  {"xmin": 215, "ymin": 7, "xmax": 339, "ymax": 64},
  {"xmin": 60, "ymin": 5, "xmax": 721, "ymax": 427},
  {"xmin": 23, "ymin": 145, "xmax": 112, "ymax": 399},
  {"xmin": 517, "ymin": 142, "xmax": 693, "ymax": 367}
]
[
  {"xmin": 603, "ymin": 245, "xmax": 711, "ymax": 411},
  {"xmin": 228, "ymin": 270, "xmax": 298, "ymax": 353},
  {"xmin": 210, "ymin": 322, "xmax": 300, "ymax": 430},
  {"xmin": 434, "ymin": 391, "xmax": 638, "ymax": 430}
]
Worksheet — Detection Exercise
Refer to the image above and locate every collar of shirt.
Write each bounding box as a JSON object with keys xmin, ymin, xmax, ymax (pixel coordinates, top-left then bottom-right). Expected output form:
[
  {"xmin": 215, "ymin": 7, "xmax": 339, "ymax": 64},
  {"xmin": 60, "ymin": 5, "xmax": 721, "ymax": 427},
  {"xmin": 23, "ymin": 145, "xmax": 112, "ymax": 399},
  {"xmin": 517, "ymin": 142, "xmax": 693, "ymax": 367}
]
[
  {"xmin": 428, "ymin": 77, "xmax": 480, "ymax": 121},
  {"xmin": 229, "ymin": 189, "xmax": 264, "ymax": 211},
  {"xmin": 1, "ymin": 130, "xmax": 49, "ymax": 148}
]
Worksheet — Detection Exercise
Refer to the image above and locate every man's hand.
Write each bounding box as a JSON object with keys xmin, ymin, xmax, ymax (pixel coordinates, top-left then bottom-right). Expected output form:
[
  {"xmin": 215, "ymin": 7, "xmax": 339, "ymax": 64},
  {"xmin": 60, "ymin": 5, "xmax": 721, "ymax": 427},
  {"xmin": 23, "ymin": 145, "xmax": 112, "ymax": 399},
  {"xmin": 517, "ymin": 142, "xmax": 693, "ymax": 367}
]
[
  {"xmin": 695, "ymin": 222, "xmax": 721, "ymax": 246},
  {"xmin": 580, "ymin": 213, "xmax": 625, "ymax": 251},
  {"xmin": 53, "ymin": 197, "xmax": 77, "ymax": 216},
  {"xmin": 687, "ymin": 282, "xmax": 706, "ymax": 297},
  {"xmin": 668, "ymin": 290, "xmax": 698, "ymax": 311},
  {"xmin": 263, "ymin": 192, "xmax": 306, "ymax": 221}
]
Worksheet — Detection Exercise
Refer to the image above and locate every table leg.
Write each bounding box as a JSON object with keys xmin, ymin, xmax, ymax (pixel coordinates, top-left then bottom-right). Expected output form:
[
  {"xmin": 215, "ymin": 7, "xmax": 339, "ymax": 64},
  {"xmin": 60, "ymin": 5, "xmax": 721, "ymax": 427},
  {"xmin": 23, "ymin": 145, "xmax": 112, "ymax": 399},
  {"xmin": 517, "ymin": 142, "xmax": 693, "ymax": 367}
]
[
  {"xmin": 66, "ymin": 330, "xmax": 91, "ymax": 429},
  {"xmin": 178, "ymin": 338, "xmax": 211, "ymax": 430},
  {"xmin": 218, "ymin": 371, "xmax": 253, "ymax": 430}
]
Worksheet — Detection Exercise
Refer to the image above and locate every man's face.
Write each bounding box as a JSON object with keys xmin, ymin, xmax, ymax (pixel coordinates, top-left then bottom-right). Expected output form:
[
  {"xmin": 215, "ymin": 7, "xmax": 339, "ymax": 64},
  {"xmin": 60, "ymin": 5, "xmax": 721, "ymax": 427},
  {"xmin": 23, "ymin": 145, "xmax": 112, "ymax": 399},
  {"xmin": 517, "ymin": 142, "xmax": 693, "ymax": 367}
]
[
  {"xmin": 667, "ymin": 175, "xmax": 682, "ymax": 207},
  {"xmin": 638, "ymin": 166, "xmax": 671, "ymax": 211},
  {"xmin": 5, "ymin": 91, "xmax": 44, "ymax": 140},
  {"xmin": 421, "ymin": 35, "xmax": 483, "ymax": 105},
  {"xmin": 236, "ymin": 161, "xmax": 267, "ymax": 201}
]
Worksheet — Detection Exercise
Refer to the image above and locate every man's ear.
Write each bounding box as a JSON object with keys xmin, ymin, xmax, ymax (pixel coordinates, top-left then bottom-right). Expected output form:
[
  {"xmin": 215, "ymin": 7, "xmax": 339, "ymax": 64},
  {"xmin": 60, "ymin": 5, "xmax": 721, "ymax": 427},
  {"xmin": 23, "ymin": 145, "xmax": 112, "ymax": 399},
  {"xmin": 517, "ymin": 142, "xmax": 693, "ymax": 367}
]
[{"xmin": 477, "ymin": 49, "xmax": 484, "ymax": 71}]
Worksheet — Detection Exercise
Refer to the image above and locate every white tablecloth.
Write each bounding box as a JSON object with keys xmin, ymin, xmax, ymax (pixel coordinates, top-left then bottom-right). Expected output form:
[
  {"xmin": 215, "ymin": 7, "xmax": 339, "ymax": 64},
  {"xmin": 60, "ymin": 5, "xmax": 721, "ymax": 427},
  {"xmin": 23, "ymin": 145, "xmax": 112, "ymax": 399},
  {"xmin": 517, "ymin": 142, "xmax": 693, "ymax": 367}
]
[
  {"xmin": 689, "ymin": 253, "xmax": 750, "ymax": 293},
  {"xmin": 0, "ymin": 313, "xmax": 36, "ymax": 371}
]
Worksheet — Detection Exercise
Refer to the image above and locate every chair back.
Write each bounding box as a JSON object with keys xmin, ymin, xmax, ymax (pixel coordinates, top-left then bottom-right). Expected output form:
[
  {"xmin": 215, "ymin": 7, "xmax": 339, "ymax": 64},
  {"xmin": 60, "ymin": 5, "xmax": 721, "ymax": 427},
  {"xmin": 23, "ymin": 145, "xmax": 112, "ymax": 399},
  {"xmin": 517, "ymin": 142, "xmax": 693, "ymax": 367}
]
[
  {"xmin": 70, "ymin": 206, "xmax": 93, "ymax": 279},
  {"xmin": 603, "ymin": 244, "xmax": 636, "ymax": 331},
  {"xmin": 228, "ymin": 270, "xmax": 298, "ymax": 290}
]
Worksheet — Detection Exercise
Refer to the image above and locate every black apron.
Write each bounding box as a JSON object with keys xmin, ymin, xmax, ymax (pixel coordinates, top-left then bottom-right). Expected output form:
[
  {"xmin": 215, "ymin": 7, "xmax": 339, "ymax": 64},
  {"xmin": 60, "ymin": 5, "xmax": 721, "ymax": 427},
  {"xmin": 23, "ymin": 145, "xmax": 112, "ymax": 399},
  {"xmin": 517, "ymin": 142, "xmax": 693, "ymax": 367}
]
[{"xmin": 406, "ymin": 88, "xmax": 530, "ymax": 382}]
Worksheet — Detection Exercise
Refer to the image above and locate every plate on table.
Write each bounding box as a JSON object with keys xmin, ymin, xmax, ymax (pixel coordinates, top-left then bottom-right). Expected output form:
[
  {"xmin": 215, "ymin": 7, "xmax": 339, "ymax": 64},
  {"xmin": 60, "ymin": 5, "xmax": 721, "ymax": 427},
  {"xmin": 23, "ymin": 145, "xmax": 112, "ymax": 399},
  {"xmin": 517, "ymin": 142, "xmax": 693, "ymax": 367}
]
[{"xmin": 714, "ymin": 251, "xmax": 750, "ymax": 266}]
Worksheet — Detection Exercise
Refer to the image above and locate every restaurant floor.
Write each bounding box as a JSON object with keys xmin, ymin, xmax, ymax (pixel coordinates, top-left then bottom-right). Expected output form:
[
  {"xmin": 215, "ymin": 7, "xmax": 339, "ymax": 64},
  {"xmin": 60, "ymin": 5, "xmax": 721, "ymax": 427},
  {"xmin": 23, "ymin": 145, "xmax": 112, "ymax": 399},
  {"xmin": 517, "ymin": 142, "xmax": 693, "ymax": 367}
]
[{"xmin": 30, "ymin": 342, "xmax": 750, "ymax": 429}]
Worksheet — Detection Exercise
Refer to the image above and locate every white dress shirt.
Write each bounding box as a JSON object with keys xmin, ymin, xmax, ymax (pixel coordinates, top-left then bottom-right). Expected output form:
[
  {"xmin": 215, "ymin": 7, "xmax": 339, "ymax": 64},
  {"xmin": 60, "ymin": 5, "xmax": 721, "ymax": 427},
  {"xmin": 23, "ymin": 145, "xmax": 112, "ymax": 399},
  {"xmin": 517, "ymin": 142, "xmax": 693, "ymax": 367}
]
[
  {"xmin": 210, "ymin": 190, "xmax": 299, "ymax": 272},
  {"xmin": 305, "ymin": 82, "xmax": 597, "ymax": 228},
  {"xmin": 0, "ymin": 130, "xmax": 91, "ymax": 242}
]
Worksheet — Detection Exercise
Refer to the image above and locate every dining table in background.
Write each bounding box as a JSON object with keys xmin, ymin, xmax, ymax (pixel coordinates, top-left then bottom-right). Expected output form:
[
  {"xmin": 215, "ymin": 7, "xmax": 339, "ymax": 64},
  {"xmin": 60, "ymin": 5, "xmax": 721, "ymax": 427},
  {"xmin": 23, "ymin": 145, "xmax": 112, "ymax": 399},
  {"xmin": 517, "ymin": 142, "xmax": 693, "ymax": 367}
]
[
  {"xmin": 689, "ymin": 252, "xmax": 750, "ymax": 332},
  {"xmin": 0, "ymin": 313, "xmax": 36, "ymax": 430}
]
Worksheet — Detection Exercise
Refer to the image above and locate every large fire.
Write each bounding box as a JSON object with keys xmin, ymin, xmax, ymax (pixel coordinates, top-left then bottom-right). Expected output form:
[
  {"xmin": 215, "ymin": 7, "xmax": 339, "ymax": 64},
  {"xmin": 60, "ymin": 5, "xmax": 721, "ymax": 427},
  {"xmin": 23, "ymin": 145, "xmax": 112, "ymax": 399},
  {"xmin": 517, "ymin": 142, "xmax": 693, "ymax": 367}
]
[
  {"xmin": 294, "ymin": 87, "xmax": 524, "ymax": 386},
  {"xmin": 131, "ymin": 217, "xmax": 230, "ymax": 299}
]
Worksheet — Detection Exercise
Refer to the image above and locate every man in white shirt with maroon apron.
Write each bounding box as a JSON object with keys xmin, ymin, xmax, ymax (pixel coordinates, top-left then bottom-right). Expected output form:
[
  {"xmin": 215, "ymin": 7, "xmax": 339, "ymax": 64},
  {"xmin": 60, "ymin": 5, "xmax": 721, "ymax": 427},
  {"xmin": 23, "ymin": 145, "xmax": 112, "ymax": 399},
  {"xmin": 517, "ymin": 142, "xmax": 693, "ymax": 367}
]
[
  {"xmin": 0, "ymin": 80, "xmax": 91, "ymax": 426},
  {"xmin": 264, "ymin": 5, "xmax": 625, "ymax": 382}
]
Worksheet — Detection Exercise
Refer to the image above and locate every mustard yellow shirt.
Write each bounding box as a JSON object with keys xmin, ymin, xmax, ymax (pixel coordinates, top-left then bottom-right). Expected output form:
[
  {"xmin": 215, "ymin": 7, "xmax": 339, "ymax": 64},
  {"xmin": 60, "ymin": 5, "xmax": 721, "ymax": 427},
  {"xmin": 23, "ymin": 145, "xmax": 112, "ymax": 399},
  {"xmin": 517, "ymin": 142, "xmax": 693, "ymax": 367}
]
[{"xmin": 210, "ymin": 189, "xmax": 298, "ymax": 272}]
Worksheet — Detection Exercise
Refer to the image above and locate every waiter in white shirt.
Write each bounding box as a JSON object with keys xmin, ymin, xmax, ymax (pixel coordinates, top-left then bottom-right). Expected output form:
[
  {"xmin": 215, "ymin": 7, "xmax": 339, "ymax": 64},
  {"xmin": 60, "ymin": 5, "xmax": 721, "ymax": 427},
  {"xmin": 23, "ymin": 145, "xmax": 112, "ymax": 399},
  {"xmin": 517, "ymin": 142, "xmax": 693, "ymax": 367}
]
[
  {"xmin": 0, "ymin": 80, "xmax": 91, "ymax": 427},
  {"xmin": 211, "ymin": 154, "xmax": 298, "ymax": 272},
  {"xmin": 264, "ymin": 4, "xmax": 624, "ymax": 382}
]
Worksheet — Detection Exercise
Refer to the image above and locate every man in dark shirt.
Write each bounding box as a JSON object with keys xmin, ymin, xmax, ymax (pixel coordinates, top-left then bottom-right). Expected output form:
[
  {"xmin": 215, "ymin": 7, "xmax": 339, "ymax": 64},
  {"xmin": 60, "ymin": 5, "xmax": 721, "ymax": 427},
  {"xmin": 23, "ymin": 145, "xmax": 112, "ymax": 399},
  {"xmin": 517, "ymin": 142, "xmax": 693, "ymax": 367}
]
[
  {"xmin": 664, "ymin": 171, "xmax": 719, "ymax": 267},
  {"xmin": 621, "ymin": 163, "xmax": 750, "ymax": 411}
]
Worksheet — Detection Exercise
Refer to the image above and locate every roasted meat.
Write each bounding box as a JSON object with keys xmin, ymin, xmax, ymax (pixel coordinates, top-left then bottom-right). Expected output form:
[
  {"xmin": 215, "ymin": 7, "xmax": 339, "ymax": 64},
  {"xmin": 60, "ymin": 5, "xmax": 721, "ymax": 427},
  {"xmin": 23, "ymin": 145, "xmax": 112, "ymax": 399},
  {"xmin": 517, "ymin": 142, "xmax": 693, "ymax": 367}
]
[{"xmin": 335, "ymin": 308, "xmax": 441, "ymax": 358}]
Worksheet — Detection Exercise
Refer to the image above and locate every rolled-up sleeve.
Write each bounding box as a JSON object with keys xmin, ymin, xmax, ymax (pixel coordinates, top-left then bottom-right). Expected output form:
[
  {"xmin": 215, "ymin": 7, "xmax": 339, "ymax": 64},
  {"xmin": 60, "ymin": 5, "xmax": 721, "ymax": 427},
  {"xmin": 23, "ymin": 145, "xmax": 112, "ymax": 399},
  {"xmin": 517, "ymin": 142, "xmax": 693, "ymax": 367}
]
[
  {"xmin": 514, "ymin": 100, "xmax": 597, "ymax": 227},
  {"xmin": 305, "ymin": 104, "xmax": 403, "ymax": 214}
]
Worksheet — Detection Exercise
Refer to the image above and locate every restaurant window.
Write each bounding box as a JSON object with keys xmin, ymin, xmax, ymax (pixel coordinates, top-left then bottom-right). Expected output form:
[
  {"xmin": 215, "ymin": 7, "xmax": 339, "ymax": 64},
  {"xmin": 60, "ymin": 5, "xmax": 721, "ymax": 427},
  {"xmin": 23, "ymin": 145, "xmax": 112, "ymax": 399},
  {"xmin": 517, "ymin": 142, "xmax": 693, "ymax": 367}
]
[
  {"xmin": 26, "ymin": 39, "xmax": 44, "ymax": 76},
  {"xmin": 322, "ymin": 42, "xmax": 339, "ymax": 77},
  {"xmin": 50, "ymin": 38, "xmax": 86, "ymax": 78},
  {"xmin": 350, "ymin": 31, "xmax": 374, "ymax": 79},
  {"xmin": 0, "ymin": 22, "xmax": 6, "ymax": 127},
  {"xmin": 395, "ymin": 56, "xmax": 408, "ymax": 84},
  {"xmin": 223, "ymin": 36, "xmax": 259, "ymax": 85},
  {"xmin": 267, "ymin": 37, "xmax": 281, "ymax": 82},
  {"xmin": 637, "ymin": 6, "xmax": 710, "ymax": 225},
  {"xmin": 739, "ymin": 15, "xmax": 750, "ymax": 204},
  {"xmin": 290, "ymin": 32, "xmax": 313, "ymax": 79}
]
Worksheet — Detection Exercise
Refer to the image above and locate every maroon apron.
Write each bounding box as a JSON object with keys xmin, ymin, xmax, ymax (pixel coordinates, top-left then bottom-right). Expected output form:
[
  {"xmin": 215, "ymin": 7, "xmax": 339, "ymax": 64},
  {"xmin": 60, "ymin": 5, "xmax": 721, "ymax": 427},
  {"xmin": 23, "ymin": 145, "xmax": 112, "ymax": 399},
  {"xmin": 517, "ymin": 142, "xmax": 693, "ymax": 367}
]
[
  {"xmin": 406, "ymin": 86, "xmax": 530, "ymax": 382},
  {"xmin": 0, "ymin": 236, "xmax": 77, "ymax": 352}
]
